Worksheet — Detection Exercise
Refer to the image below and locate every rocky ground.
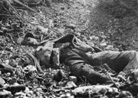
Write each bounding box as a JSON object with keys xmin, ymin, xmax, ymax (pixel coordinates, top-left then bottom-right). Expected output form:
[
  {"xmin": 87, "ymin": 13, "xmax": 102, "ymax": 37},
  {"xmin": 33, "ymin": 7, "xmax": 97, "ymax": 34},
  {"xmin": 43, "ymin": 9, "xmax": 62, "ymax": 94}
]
[{"xmin": 1, "ymin": 0, "xmax": 138, "ymax": 98}]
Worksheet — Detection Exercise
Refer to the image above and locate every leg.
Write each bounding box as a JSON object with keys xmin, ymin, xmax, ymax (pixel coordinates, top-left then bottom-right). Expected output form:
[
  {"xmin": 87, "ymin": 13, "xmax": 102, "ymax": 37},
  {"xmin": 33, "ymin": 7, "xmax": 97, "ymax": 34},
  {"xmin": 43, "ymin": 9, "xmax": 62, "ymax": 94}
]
[
  {"xmin": 70, "ymin": 63, "xmax": 111, "ymax": 84},
  {"xmin": 90, "ymin": 51, "xmax": 137, "ymax": 73}
]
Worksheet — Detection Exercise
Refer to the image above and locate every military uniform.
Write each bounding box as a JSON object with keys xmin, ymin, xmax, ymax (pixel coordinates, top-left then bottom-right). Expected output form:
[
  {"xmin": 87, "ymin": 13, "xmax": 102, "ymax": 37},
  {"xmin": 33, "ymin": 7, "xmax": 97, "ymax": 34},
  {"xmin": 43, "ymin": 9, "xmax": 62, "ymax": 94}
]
[
  {"xmin": 35, "ymin": 34, "xmax": 138, "ymax": 84},
  {"xmin": 54, "ymin": 34, "xmax": 138, "ymax": 84}
]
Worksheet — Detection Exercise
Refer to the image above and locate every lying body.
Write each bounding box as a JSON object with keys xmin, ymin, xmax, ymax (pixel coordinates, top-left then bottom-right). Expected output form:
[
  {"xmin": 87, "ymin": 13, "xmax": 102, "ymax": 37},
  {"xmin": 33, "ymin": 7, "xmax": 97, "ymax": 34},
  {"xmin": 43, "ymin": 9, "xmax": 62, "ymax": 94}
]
[{"xmin": 35, "ymin": 34, "xmax": 138, "ymax": 84}]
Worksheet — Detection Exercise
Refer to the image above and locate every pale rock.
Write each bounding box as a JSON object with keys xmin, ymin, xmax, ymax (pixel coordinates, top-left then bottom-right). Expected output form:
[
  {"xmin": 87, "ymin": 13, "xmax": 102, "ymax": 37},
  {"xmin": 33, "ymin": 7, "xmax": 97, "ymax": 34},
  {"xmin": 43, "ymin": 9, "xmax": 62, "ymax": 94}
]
[
  {"xmin": 65, "ymin": 81, "xmax": 77, "ymax": 89},
  {"xmin": 75, "ymin": 32, "xmax": 81, "ymax": 36},
  {"xmin": 60, "ymin": 93, "xmax": 74, "ymax": 98},
  {"xmin": 66, "ymin": 23, "xmax": 76, "ymax": 28},
  {"xmin": 114, "ymin": 48, "xmax": 119, "ymax": 51},
  {"xmin": 0, "ymin": 90, "xmax": 12, "ymax": 97},
  {"xmin": 15, "ymin": 92, "xmax": 25, "ymax": 97},
  {"xmin": 69, "ymin": 76, "xmax": 77, "ymax": 83},
  {"xmin": 6, "ymin": 72, "xmax": 11, "ymax": 77},
  {"xmin": 58, "ymin": 28, "xmax": 65, "ymax": 34},
  {"xmin": 105, "ymin": 45, "xmax": 114, "ymax": 50},
  {"xmin": 72, "ymin": 85, "xmax": 118, "ymax": 95},
  {"xmin": 10, "ymin": 46, "xmax": 14, "ymax": 50},
  {"xmin": 118, "ymin": 91, "xmax": 133, "ymax": 98},
  {"xmin": 48, "ymin": 19, "xmax": 54, "ymax": 28},
  {"xmin": 37, "ymin": 88, "xmax": 43, "ymax": 91},
  {"xmin": 90, "ymin": 35, "xmax": 99, "ymax": 41},
  {"xmin": 37, "ymin": 25, "xmax": 48, "ymax": 35},
  {"xmin": 17, "ymin": 37, "xmax": 24, "ymax": 44},
  {"xmin": 0, "ymin": 77, "xmax": 5, "ymax": 87},
  {"xmin": 25, "ymin": 87, "xmax": 30, "ymax": 94},
  {"xmin": 99, "ymin": 31, "xmax": 104, "ymax": 35},
  {"xmin": 101, "ymin": 35, "xmax": 107, "ymax": 39},
  {"xmin": 13, "ymin": 82, "xmax": 20, "ymax": 86},
  {"xmin": 4, "ymin": 84, "xmax": 9, "ymax": 88},
  {"xmin": 30, "ymin": 17, "xmax": 39, "ymax": 25},
  {"xmin": 28, "ymin": 38, "xmax": 39, "ymax": 45},
  {"xmin": 23, "ymin": 65, "xmax": 37, "ymax": 72},
  {"xmin": 100, "ymin": 42, "xmax": 107, "ymax": 47},
  {"xmin": 25, "ymin": 87, "xmax": 33, "ymax": 95},
  {"xmin": 4, "ymin": 60, "xmax": 10, "ymax": 65}
]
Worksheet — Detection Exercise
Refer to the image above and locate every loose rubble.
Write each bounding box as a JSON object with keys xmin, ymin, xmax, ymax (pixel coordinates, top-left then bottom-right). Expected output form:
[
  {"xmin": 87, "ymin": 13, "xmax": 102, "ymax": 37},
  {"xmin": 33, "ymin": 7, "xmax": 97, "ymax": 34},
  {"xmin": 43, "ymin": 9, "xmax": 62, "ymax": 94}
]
[{"xmin": 0, "ymin": 0, "xmax": 138, "ymax": 98}]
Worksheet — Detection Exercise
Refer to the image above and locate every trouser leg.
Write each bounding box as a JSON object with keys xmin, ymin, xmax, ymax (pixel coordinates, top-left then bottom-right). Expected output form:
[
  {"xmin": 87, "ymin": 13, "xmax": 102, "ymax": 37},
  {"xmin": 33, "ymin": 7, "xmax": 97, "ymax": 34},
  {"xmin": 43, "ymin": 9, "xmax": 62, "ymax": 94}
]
[
  {"xmin": 90, "ymin": 51, "xmax": 138, "ymax": 73},
  {"xmin": 70, "ymin": 63, "xmax": 111, "ymax": 84},
  {"xmin": 123, "ymin": 52, "xmax": 138, "ymax": 73}
]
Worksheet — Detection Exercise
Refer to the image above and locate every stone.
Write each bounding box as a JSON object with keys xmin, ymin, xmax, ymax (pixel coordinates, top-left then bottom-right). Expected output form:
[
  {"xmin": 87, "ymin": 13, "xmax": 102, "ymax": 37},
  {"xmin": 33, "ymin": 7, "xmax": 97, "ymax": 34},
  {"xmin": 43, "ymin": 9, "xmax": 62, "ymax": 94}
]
[
  {"xmin": 0, "ymin": 77, "xmax": 5, "ymax": 87},
  {"xmin": 90, "ymin": 35, "xmax": 99, "ymax": 41},
  {"xmin": 100, "ymin": 35, "xmax": 107, "ymax": 39},
  {"xmin": 65, "ymin": 81, "xmax": 77, "ymax": 88},
  {"xmin": 36, "ymin": 25, "xmax": 48, "ymax": 35},
  {"xmin": 23, "ymin": 65, "xmax": 37, "ymax": 72},
  {"xmin": 105, "ymin": 45, "xmax": 114, "ymax": 50},
  {"xmin": 69, "ymin": 76, "xmax": 77, "ymax": 83},
  {"xmin": 48, "ymin": 19, "xmax": 54, "ymax": 28},
  {"xmin": 100, "ymin": 42, "xmax": 107, "ymax": 47},
  {"xmin": 0, "ymin": 90, "xmax": 12, "ymax": 98}
]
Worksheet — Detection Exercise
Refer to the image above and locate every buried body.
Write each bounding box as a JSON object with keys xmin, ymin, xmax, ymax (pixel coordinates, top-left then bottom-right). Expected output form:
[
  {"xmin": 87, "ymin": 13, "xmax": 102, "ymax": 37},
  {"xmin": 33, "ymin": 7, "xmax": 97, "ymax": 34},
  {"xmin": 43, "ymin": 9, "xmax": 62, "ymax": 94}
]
[{"xmin": 34, "ymin": 34, "xmax": 138, "ymax": 84}]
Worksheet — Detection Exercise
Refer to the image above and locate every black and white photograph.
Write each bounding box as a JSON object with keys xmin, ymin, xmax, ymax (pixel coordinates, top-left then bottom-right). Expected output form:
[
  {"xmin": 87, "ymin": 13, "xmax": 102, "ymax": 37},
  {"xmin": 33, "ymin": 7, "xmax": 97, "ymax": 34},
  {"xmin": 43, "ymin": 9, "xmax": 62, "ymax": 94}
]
[{"xmin": 0, "ymin": 0, "xmax": 138, "ymax": 97}]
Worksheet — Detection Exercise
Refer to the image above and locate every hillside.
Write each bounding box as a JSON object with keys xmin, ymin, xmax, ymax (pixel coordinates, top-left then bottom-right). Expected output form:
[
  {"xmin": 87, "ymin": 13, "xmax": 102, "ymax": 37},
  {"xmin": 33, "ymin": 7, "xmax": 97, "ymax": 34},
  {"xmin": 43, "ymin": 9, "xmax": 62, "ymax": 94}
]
[{"xmin": 0, "ymin": 0, "xmax": 138, "ymax": 98}]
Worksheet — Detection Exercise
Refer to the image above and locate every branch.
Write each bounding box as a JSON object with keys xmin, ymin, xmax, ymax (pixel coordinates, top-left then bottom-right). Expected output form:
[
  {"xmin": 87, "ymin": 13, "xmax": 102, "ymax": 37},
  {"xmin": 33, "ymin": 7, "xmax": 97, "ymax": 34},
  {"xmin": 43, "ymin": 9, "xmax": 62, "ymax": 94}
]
[{"xmin": 12, "ymin": 0, "xmax": 36, "ymax": 12}]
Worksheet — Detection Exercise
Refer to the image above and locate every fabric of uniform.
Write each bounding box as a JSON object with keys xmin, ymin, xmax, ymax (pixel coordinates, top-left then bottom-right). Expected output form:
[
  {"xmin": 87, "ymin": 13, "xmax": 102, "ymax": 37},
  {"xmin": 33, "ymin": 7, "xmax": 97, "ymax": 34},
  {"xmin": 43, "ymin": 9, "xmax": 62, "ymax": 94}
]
[
  {"xmin": 54, "ymin": 34, "xmax": 138, "ymax": 84},
  {"xmin": 89, "ymin": 51, "xmax": 138, "ymax": 73},
  {"xmin": 60, "ymin": 47, "xmax": 112, "ymax": 84}
]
